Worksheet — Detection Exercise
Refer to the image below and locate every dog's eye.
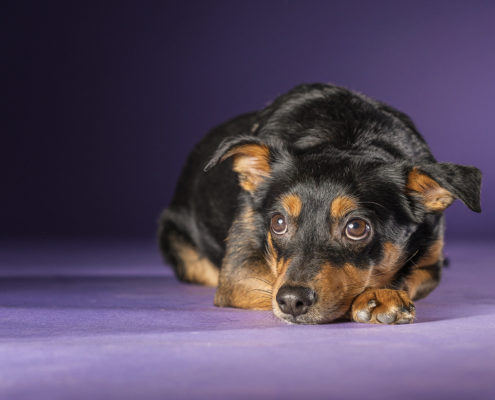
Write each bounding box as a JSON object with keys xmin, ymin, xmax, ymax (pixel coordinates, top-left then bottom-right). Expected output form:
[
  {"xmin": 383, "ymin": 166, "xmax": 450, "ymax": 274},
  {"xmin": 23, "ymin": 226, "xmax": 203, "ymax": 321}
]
[
  {"xmin": 271, "ymin": 213, "xmax": 287, "ymax": 235},
  {"xmin": 345, "ymin": 218, "xmax": 370, "ymax": 240}
]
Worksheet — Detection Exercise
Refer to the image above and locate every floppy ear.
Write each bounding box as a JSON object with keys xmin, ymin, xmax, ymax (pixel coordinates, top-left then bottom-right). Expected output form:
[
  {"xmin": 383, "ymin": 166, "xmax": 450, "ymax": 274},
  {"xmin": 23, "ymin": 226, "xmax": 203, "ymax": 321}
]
[
  {"xmin": 406, "ymin": 163, "xmax": 482, "ymax": 213},
  {"xmin": 204, "ymin": 136, "xmax": 271, "ymax": 192}
]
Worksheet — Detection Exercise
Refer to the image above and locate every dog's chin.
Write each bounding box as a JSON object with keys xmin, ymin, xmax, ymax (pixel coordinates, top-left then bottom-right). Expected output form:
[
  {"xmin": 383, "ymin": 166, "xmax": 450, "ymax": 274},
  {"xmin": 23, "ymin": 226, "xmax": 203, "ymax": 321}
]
[{"xmin": 273, "ymin": 308, "xmax": 345, "ymax": 325}]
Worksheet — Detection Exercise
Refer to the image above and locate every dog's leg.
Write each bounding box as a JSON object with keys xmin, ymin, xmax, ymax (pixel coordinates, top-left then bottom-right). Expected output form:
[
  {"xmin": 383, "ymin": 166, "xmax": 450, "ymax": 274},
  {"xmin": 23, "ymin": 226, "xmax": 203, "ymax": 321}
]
[
  {"xmin": 214, "ymin": 205, "xmax": 276, "ymax": 310},
  {"xmin": 402, "ymin": 262, "xmax": 442, "ymax": 301},
  {"xmin": 402, "ymin": 239, "xmax": 444, "ymax": 301},
  {"xmin": 159, "ymin": 209, "xmax": 219, "ymax": 287},
  {"xmin": 214, "ymin": 255, "xmax": 275, "ymax": 310},
  {"xmin": 350, "ymin": 238, "xmax": 444, "ymax": 324},
  {"xmin": 167, "ymin": 235, "xmax": 219, "ymax": 287}
]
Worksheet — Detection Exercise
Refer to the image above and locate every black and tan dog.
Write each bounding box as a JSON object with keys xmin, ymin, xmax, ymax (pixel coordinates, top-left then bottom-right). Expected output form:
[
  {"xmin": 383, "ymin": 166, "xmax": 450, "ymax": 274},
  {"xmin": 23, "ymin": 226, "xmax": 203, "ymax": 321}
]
[{"xmin": 159, "ymin": 83, "xmax": 481, "ymax": 325}]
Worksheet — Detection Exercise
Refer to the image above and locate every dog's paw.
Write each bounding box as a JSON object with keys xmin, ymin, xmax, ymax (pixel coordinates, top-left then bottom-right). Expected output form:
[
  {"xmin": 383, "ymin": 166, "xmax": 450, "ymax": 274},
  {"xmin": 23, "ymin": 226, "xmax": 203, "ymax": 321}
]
[{"xmin": 351, "ymin": 289, "xmax": 415, "ymax": 325}]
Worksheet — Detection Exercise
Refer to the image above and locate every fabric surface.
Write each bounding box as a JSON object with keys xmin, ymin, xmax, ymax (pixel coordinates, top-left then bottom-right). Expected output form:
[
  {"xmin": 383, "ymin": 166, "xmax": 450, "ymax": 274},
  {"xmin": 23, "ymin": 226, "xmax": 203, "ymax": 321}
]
[{"xmin": 1, "ymin": 240, "xmax": 494, "ymax": 399}]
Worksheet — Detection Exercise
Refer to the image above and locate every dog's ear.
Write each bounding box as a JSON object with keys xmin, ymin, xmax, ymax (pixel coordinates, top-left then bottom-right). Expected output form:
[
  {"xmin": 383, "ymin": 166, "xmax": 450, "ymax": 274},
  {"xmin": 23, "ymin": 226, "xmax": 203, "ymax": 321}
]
[
  {"xmin": 204, "ymin": 136, "xmax": 272, "ymax": 192},
  {"xmin": 406, "ymin": 163, "xmax": 482, "ymax": 213}
]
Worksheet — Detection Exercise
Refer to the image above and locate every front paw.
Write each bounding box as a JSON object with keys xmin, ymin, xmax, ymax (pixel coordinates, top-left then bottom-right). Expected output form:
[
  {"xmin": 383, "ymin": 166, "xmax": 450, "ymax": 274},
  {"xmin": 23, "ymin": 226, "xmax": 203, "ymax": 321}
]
[{"xmin": 351, "ymin": 289, "xmax": 415, "ymax": 325}]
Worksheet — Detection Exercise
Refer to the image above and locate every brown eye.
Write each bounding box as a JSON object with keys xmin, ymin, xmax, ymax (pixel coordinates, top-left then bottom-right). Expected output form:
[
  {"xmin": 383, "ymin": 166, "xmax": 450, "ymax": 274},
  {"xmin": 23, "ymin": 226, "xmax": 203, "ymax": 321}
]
[
  {"xmin": 271, "ymin": 213, "xmax": 287, "ymax": 235},
  {"xmin": 345, "ymin": 218, "xmax": 371, "ymax": 240}
]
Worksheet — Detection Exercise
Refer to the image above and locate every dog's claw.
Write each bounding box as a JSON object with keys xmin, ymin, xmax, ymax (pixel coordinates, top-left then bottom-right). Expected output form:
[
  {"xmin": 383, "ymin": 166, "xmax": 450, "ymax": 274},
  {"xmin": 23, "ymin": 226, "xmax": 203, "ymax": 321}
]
[
  {"xmin": 356, "ymin": 310, "xmax": 371, "ymax": 322},
  {"xmin": 376, "ymin": 313, "xmax": 396, "ymax": 324}
]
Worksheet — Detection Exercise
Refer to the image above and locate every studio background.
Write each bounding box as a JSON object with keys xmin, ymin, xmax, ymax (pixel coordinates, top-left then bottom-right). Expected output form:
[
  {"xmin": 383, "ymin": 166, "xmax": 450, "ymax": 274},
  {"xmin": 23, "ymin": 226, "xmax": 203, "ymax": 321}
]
[{"xmin": 4, "ymin": 0, "xmax": 494, "ymax": 241}]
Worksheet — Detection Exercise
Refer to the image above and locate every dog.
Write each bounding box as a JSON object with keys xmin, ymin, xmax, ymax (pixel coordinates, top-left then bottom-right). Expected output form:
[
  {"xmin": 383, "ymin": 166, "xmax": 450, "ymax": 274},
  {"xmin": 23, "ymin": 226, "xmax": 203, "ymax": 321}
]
[{"xmin": 159, "ymin": 83, "xmax": 481, "ymax": 324}]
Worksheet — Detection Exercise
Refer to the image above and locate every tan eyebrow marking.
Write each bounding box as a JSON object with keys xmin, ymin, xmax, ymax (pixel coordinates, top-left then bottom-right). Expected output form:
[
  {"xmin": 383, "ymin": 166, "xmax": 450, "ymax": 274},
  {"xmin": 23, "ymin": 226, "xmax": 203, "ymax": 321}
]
[
  {"xmin": 281, "ymin": 194, "xmax": 303, "ymax": 218},
  {"xmin": 330, "ymin": 196, "xmax": 357, "ymax": 219}
]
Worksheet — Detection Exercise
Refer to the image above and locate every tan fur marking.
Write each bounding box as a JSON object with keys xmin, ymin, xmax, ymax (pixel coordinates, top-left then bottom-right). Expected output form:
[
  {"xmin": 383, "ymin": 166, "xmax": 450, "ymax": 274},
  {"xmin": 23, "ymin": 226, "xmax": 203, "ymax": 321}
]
[
  {"xmin": 330, "ymin": 196, "xmax": 357, "ymax": 219},
  {"xmin": 281, "ymin": 194, "xmax": 303, "ymax": 218},
  {"xmin": 265, "ymin": 232, "xmax": 278, "ymax": 276},
  {"xmin": 214, "ymin": 256, "xmax": 275, "ymax": 310},
  {"xmin": 265, "ymin": 231, "xmax": 293, "ymax": 319},
  {"xmin": 277, "ymin": 258, "xmax": 290, "ymax": 279},
  {"xmin": 270, "ymin": 257, "xmax": 292, "ymax": 319},
  {"xmin": 405, "ymin": 238, "xmax": 444, "ymax": 300},
  {"xmin": 406, "ymin": 270, "xmax": 434, "ymax": 300},
  {"xmin": 313, "ymin": 263, "xmax": 372, "ymax": 318},
  {"xmin": 414, "ymin": 239, "xmax": 444, "ymax": 268},
  {"xmin": 369, "ymin": 242, "xmax": 404, "ymax": 287},
  {"xmin": 214, "ymin": 203, "xmax": 275, "ymax": 310},
  {"xmin": 225, "ymin": 267, "xmax": 273, "ymax": 310},
  {"xmin": 407, "ymin": 168, "xmax": 454, "ymax": 211},
  {"xmin": 271, "ymin": 258, "xmax": 291, "ymax": 295},
  {"xmin": 174, "ymin": 242, "xmax": 219, "ymax": 287},
  {"xmin": 222, "ymin": 144, "xmax": 271, "ymax": 192}
]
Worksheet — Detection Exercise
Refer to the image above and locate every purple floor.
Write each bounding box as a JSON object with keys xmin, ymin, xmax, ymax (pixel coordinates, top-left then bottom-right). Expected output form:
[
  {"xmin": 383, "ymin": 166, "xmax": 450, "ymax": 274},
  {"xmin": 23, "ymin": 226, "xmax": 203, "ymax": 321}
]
[{"xmin": 1, "ymin": 240, "xmax": 494, "ymax": 400}]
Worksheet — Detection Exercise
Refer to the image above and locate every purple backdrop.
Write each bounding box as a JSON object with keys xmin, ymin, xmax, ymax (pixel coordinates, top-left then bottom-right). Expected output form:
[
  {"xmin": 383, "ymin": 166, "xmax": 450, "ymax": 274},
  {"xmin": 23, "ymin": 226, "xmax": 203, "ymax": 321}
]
[{"xmin": 3, "ymin": 0, "xmax": 494, "ymax": 240}]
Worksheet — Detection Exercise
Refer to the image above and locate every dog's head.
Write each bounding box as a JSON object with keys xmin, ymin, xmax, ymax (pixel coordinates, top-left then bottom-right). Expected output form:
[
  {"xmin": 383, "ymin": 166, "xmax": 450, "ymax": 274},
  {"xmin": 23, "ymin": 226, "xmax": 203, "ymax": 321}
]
[{"xmin": 204, "ymin": 85, "xmax": 482, "ymax": 324}]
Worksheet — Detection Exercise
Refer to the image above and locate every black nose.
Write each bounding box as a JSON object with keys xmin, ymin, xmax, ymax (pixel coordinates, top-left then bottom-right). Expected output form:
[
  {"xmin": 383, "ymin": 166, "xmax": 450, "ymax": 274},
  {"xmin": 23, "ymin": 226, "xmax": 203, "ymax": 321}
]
[{"xmin": 276, "ymin": 285, "xmax": 317, "ymax": 317}]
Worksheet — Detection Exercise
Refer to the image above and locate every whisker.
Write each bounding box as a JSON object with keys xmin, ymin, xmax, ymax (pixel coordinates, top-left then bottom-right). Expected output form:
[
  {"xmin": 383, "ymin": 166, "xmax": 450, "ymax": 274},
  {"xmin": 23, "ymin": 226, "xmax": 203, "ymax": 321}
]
[
  {"xmin": 369, "ymin": 270, "xmax": 392, "ymax": 278},
  {"xmin": 404, "ymin": 249, "xmax": 420, "ymax": 267},
  {"xmin": 251, "ymin": 276, "xmax": 275, "ymax": 286},
  {"xmin": 231, "ymin": 276, "xmax": 275, "ymax": 287},
  {"xmin": 357, "ymin": 201, "xmax": 387, "ymax": 210},
  {"xmin": 247, "ymin": 288, "xmax": 273, "ymax": 296}
]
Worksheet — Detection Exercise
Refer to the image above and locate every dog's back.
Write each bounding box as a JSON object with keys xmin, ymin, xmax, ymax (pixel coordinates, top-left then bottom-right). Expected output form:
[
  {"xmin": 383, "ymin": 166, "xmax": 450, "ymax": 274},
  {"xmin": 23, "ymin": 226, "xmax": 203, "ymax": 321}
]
[{"xmin": 253, "ymin": 83, "xmax": 435, "ymax": 164}]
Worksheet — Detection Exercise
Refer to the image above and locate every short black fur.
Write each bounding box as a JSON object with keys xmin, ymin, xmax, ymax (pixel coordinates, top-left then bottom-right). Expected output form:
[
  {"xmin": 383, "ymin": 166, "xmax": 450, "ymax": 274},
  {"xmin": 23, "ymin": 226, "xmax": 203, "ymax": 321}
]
[{"xmin": 159, "ymin": 83, "xmax": 482, "ymax": 324}]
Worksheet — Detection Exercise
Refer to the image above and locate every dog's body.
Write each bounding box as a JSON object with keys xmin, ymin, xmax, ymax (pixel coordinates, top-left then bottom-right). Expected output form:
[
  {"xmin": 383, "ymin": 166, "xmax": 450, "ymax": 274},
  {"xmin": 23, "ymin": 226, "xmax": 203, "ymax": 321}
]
[{"xmin": 159, "ymin": 83, "xmax": 481, "ymax": 324}]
